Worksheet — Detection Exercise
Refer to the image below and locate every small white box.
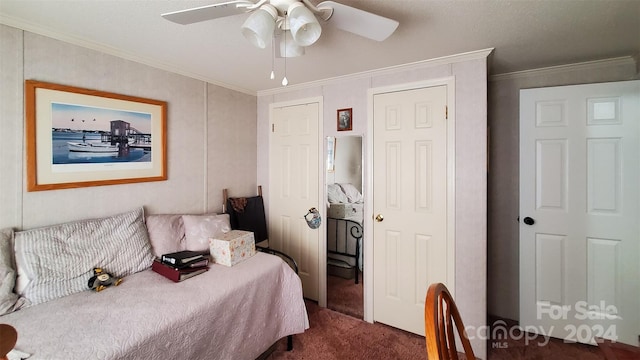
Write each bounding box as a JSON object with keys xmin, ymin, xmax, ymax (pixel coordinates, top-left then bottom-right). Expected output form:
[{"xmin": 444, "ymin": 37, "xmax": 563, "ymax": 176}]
[
  {"xmin": 328, "ymin": 203, "xmax": 363, "ymax": 221},
  {"xmin": 209, "ymin": 230, "xmax": 256, "ymax": 266}
]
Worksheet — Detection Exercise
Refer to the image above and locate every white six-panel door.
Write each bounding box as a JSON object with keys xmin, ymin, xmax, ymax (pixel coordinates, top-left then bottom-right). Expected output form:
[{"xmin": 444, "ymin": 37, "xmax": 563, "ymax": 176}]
[
  {"xmin": 372, "ymin": 85, "xmax": 450, "ymax": 335},
  {"xmin": 520, "ymin": 80, "xmax": 639, "ymax": 345},
  {"xmin": 269, "ymin": 101, "xmax": 321, "ymax": 301}
]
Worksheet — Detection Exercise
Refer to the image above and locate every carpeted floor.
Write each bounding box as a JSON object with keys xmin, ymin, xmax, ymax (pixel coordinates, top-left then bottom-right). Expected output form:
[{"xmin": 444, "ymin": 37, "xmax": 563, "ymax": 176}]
[
  {"xmin": 266, "ymin": 299, "xmax": 426, "ymax": 360},
  {"xmin": 326, "ymin": 273, "xmax": 363, "ymax": 319},
  {"xmin": 266, "ymin": 299, "xmax": 609, "ymax": 360},
  {"xmin": 268, "ymin": 271, "xmax": 609, "ymax": 359},
  {"xmin": 485, "ymin": 315, "xmax": 606, "ymax": 359}
]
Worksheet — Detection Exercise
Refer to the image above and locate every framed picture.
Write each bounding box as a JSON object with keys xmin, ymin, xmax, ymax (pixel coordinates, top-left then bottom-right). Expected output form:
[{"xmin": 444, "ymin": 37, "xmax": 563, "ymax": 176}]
[
  {"xmin": 337, "ymin": 108, "xmax": 352, "ymax": 131},
  {"xmin": 25, "ymin": 80, "xmax": 167, "ymax": 191}
]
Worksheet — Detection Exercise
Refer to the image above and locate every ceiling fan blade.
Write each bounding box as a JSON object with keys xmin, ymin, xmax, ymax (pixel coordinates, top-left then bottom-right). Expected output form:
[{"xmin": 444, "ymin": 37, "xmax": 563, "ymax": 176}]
[
  {"xmin": 161, "ymin": 0, "xmax": 254, "ymax": 25},
  {"xmin": 317, "ymin": 1, "xmax": 398, "ymax": 41}
]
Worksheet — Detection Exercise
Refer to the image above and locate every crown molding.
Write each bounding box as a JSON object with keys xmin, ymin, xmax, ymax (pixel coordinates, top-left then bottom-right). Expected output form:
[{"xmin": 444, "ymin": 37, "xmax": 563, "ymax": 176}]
[
  {"xmin": 0, "ymin": 14, "xmax": 256, "ymax": 96},
  {"xmin": 257, "ymin": 48, "xmax": 495, "ymax": 97},
  {"xmin": 489, "ymin": 56, "xmax": 637, "ymax": 82},
  {"xmin": 2, "ymin": 12, "xmax": 494, "ymax": 97}
]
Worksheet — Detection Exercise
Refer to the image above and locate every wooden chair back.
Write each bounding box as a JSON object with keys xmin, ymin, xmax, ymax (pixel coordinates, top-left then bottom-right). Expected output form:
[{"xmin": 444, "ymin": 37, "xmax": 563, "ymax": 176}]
[
  {"xmin": 0, "ymin": 324, "xmax": 17, "ymax": 360},
  {"xmin": 424, "ymin": 283, "xmax": 475, "ymax": 360}
]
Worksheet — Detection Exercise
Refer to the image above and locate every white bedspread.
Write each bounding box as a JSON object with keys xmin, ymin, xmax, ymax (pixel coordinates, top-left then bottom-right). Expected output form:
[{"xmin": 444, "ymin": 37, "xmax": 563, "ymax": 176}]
[{"xmin": 0, "ymin": 252, "xmax": 309, "ymax": 360}]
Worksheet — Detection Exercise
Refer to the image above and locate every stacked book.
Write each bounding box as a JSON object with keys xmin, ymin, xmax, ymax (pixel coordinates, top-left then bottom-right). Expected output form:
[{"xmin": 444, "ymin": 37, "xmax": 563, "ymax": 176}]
[{"xmin": 152, "ymin": 250, "xmax": 209, "ymax": 282}]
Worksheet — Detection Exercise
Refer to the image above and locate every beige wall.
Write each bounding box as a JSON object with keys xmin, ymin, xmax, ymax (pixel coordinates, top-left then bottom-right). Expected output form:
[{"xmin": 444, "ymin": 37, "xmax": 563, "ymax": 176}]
[
  {"xmin": 11, "ymin": 20, "xmax": 637, "ymax": 354},
  {"xmin": 0, "ymin": 25, "xmax": 257, "ymax": 230},
  {"xmin": 487, "ymin": 57, "xmax": 640, "ymax": 321},
  {"xmin": 257, "ymin": 52, "xmax": 490, "ymax": 359}
]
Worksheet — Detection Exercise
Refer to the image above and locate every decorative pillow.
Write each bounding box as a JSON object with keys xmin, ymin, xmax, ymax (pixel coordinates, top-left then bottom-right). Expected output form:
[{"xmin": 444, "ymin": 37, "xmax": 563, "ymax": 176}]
[
  {"xmin": 327, "ymin": 183, "xmax": 348, "ymax": 204},
  {"xmin": 14, "ymin": 207, "xmax": 154, "ymax": 306},
  {"xmin": 0, "ymin": 228, "xmax": 25, "ymax": 315},
  {"xmin": 145, "ymin": 214, "xmax": 185, "ymax": 257},
  {"xmin": 182, "ymin": 214, "xmax": 231, "ymax": 251},
  {"xmin": 339, "ymin": 183, "xmax": 364, "ymax": 203}
]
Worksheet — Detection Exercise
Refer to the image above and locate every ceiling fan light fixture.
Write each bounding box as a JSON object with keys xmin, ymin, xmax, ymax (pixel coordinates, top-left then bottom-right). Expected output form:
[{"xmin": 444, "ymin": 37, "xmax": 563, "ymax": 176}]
[
  {"xmin": 240, "ymin": 4, "xmax": 278, "ymax": 49},
  {"xmin": 287, "ymin": 2, "xmax": 321, "ymax": 47},
  {"xmin": 280, "ymin": 31, "xmax": 305, "ymax": 57},
  {"xmin": 162, "ymin": 0, "xmax": 400, "ymax": 89}
]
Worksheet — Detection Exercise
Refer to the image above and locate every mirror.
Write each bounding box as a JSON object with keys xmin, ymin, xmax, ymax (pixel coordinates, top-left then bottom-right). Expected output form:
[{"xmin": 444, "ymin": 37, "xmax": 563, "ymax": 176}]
[
  {"xmin": 325, "ymin": 136, "xmax": 364, "ymax": 319},
  {"xmin": 327, "ymin": 136, "xmax": 362, "ymax": 191}
]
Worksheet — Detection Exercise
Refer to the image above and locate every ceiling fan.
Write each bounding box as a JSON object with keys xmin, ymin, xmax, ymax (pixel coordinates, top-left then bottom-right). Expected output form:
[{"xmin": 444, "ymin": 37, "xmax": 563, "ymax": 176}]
[{"xmin": 161, "ymin": 0, "xmax": 399, "ymax": 58}]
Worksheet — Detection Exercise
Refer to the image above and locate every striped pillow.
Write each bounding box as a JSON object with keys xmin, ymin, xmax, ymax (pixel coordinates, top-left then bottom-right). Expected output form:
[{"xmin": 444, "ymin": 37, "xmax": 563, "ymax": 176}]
[
  {"xmin": 0, "ymin": 228, "xmax": 26, "ymax": 314},
  {"xmin": 14, "ymin": 207, "xmax": 154, "ymax": 306}
]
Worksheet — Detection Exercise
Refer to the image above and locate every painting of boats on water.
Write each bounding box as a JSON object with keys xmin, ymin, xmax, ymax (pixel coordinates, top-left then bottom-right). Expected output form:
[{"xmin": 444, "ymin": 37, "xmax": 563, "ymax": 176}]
[
  {"xmin": 52, "ymin": 102, "xmax": 152, "ymax": 165},
  {"xmin": 26, "ymin": 80, "xmax": 166, "ymax": 191}
]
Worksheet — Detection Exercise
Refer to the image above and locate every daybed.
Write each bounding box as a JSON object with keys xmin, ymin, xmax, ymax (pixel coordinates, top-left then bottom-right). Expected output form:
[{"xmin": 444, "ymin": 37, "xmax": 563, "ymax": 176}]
[
  {"xmin": 326, "ymin": 183, "xmax": 364, "ymax": 283},
  {"xmin": 0, "ymin": 208, "xmax": 309, "ymax": 360}
]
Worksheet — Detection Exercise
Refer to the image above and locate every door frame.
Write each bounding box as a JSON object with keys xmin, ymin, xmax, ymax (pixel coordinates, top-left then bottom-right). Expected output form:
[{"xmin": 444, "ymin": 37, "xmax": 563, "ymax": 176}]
[
  {"xmin": 365, "ymin": 78, "xmax": 456, "ymax": 323},
  {"xmin": 268, "ymin": 96, "xmax": 327, "ymax": 307}
]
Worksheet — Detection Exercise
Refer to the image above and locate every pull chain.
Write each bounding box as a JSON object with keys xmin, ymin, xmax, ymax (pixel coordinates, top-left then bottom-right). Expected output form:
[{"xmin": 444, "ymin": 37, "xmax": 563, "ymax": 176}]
[{"xmin": 282, "ymin": 15, "xmax": 288, "ymax": 86}]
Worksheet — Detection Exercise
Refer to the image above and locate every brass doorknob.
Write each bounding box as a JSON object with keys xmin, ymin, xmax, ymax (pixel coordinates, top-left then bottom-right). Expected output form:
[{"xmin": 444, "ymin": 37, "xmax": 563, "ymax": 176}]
[{"xmin": 375, "ymin": 214, "xmax": 384, "ymax": 222}]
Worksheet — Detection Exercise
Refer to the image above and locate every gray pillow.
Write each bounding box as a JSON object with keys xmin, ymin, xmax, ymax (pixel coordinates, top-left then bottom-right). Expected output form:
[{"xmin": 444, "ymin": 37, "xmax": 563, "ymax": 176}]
[
  {"xmin": 145, "ymin": 214, "xmax": 185, "ymax": 257},
  {"xmin": 14, "ymin": 207, "xmax": 154, "ymax": 306},
  {"xmin": 0, "ymin": 228, "xmax": 25, "ymax": 315}
]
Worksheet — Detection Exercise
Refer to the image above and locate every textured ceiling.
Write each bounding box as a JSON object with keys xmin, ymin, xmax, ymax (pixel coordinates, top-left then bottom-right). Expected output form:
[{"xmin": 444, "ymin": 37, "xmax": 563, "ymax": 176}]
[{"xmin": 1, "ymin": 0, "xmax": 638, "ymax": 94}]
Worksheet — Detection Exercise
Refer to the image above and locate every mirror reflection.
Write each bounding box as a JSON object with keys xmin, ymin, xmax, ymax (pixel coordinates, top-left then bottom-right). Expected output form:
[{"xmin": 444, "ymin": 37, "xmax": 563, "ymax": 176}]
[{"xmin": 326, "ymin": 135, "xmax": 364, "ymax": 319}]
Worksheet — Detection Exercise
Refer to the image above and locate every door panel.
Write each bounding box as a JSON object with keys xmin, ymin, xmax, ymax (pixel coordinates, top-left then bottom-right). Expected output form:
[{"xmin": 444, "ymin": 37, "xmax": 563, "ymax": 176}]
[
  {"xmin": 520, "ymin": 80, "xmax": 639, "ymax": 345},
  {"xmin": 373, "ymin": 85, "xmax": 449, "ymax": 335},
  {"xmin": 270, "ymin": 102, "xmax": 320, "ymax": 301}
]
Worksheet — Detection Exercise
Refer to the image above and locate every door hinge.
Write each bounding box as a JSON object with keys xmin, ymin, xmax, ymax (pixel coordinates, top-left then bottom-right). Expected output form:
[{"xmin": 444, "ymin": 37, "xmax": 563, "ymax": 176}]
[{"xmin": 445, "ymin": 105, "xmax": 448, "ymax": 120}]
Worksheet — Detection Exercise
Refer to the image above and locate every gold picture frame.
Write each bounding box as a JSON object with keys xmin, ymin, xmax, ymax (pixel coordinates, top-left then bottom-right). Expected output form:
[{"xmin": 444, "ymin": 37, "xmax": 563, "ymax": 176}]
[{"xmin": 25, "ymin": 80, "xmax": 167, "ymax": 191}]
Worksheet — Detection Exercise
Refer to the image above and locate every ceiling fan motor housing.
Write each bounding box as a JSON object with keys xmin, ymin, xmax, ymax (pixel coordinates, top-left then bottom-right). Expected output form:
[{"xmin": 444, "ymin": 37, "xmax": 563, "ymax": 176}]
[{"xmin": 269, "ymin": 0, "xmax": 302, "ymax": 15}]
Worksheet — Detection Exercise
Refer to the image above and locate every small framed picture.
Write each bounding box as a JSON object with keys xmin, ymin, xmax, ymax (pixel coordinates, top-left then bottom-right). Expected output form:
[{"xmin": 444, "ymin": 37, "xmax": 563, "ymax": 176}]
[{"xmin": 337, "ymin": 108, "xmax": 352, "ymax": 131}]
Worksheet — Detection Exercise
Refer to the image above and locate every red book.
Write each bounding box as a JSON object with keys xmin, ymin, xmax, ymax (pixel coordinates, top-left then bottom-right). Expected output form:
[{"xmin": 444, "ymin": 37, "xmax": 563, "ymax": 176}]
[{"xmin": 152, "ymin": 259, "xmax": 208, "ymax": 282}]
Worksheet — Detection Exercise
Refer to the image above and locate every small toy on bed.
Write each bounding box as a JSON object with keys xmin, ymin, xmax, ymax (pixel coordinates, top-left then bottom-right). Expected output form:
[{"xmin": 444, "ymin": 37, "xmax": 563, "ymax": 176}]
[{"xmin": 88, "ymin": 268, "xmax": 123, "ymax": 292}]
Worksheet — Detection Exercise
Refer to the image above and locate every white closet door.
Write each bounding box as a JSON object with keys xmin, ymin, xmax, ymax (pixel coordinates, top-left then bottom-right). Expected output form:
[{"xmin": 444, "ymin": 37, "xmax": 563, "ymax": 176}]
[
  {"xmin": 520, "ymin": 80, "xmax": 640, "ymax": 345},
  {"xmin": 269, "ymin": 101, "xmax": 321, "ymax": 301},
  {"xmin": 373, "ymin": 85, "xmax": 450, "ymax": 335}
]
